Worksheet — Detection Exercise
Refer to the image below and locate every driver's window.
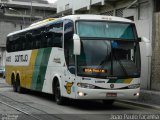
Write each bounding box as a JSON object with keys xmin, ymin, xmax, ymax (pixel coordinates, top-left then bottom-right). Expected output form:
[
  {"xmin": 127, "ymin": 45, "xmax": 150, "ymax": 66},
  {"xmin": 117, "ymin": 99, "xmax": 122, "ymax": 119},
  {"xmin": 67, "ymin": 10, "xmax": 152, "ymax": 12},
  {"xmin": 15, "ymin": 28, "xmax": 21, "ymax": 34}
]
[{"xmin": 64, "ymin": 20, "xmax": 75, "ymax": 74}]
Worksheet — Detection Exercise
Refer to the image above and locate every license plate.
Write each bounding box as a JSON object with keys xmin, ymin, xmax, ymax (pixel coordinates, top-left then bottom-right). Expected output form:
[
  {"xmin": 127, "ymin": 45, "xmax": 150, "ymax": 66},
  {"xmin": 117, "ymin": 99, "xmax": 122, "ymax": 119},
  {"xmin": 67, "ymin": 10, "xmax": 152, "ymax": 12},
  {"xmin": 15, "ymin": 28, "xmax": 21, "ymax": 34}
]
[{"xmin": 106, "ymin": 93, "xmax": 117, "ymax": 97}]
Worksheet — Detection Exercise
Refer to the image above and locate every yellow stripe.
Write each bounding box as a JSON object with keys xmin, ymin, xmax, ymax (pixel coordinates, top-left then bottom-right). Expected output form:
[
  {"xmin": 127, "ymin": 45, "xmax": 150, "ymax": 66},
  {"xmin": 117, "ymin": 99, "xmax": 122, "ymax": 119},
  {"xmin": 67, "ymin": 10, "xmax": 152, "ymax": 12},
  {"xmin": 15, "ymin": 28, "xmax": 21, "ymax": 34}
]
[
  {"xmin": 25, "ymin": 50, "xmax": 38, "ymax": 89},
  {"xmin": 5, "ymin": 50, "xmax": 38, "ymax": 89},
  {"xmin": 123, "ymin": 78, "xmax": 133, "ymax": 84}
]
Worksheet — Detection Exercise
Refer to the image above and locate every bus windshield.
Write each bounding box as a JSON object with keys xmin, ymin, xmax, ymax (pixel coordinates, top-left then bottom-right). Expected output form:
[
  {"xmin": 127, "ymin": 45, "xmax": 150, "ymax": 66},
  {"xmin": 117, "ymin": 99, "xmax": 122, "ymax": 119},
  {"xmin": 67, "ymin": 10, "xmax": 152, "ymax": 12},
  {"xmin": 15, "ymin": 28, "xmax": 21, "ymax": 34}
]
[
  {"xmin": 76, "ymin": 21, "xmax": 136, "ymax": 40},
  {"xmin": 76, "ymin": 21, "xmax": 140, "ymax": 79}
]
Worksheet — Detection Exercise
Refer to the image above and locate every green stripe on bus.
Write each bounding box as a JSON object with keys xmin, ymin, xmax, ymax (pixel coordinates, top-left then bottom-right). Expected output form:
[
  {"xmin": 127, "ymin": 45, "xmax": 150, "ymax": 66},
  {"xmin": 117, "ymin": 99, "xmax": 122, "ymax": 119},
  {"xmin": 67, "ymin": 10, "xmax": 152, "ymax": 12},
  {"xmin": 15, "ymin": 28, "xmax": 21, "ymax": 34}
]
[
  {"xmin": 36, "ymin": 48, "xmax": 52, "ymax": 91},
  {"xmin": 107, "ymin": 79, "xmax": 117, "ymax": 83},
  {"xmin": 107, "ymin": 79, "xmax": 132, "ymax": 83},
  {"xmin": 116, "ymin": 79, "xmax": 124, "ymax": 83},
  {"xmin": 107, "ymin": 79, "xmax": 123, "ymax": 83},
  {"xmin": 31, "ymin": 48, "xmax": 52, "ymax": 91},
  {"xmin": 31, "ymin": 49, "xmax": 44, "ymax": 90}
]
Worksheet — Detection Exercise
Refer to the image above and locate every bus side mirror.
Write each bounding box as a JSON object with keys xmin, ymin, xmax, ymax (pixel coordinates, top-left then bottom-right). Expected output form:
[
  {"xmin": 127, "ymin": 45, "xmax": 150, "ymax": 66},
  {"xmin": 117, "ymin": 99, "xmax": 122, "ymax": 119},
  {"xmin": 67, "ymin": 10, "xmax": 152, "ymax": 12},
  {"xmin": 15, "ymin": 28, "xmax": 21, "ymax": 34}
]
[{"xmin": 73, "ymin": 34, "xmax": 81, "ymax": 55}]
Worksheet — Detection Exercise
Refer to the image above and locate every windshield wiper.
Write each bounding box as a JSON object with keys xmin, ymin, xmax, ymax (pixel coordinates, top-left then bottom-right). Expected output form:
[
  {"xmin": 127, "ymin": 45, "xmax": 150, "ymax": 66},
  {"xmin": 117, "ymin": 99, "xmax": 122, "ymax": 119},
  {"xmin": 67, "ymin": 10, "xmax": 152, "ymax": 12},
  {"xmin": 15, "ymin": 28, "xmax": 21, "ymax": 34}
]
[
  {"xmin": 96, "ymin": 41, "xmax": 129, "ymax": 77},
  {"xmin": 113, "ymin": 54, "xmax": 129, "ymax": 77},
  {"xmin": 95, "ymin": 41, "xmax": 110, "ymax": 77}
]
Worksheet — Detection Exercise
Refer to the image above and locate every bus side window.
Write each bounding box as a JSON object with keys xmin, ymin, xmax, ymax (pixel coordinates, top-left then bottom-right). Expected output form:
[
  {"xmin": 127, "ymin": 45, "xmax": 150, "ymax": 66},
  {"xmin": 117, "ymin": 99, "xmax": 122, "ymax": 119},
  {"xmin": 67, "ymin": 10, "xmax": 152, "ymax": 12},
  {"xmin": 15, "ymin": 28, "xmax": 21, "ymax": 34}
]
[
  {"xmin": 16, "ymin": 37, "xmax": 22, "ymax": 51},
  {"xmin": 21, "ymin": 35, "xmax": 26, "ymax": 50},
  {"xmin": 11, "ymin": 39, "xmax": 15, "ymax": 52},
  {"xmin": 64, "ymin": 20, "xmax": 75, "ymax": 74},
  {"xmin": 6, "ymin": 37, "xmax": 12, "ymax": 52},
  {"xmin": 25, "ymin": 32, "xmax": 33, "ymax": 50},
  {"xmin": 46, "ymin": 22, "xmax": 63, "ymax": 48},
  {"xmin": 32, "ymin": 27, "xmax": 45, "ymax": 49},
  {"xmin": 41, "ymin": 31, "xmax": 47, "ymax": 48},
  {"xmin": 14, "ymin": 35, "xmax": 19, "ymax": 51},
  {"xmin": 17, "ymin": 33, "xmax": 24, "ymax": 51}
]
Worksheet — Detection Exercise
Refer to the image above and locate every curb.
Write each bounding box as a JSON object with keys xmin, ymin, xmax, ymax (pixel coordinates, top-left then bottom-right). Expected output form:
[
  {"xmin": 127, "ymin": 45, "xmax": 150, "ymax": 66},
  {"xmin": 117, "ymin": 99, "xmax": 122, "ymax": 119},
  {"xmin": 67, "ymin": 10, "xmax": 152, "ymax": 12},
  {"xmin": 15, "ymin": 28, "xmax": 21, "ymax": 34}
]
[{"xmin": 116, "ymin": 100, "xmax": 160, "ymax": 111}]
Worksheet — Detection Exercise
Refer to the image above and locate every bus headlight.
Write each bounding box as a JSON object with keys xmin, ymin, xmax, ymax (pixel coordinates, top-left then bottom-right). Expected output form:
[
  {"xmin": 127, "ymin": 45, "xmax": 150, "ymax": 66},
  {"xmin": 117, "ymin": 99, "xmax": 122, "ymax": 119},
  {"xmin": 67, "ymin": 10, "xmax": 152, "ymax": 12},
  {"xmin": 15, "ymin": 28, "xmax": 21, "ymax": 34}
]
[
  {"xmin": 77, "ymin": 83, "xmax": 96, "ymax": 89},
  {"xmin": 128, "ymin": 84, "xmax": 140, "ymax": 89}
]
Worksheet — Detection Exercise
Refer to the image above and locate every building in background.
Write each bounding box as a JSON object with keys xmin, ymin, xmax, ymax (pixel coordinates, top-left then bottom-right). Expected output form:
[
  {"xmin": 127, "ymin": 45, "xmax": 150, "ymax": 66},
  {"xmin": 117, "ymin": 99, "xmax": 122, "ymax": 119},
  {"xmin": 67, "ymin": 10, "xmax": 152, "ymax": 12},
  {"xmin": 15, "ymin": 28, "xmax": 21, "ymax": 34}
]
[
  {"xmin": 56, "ymin": 0, "xmax": 160, "ymax": 91},
  {"xmin": 151, "ymin": 0, "xmax": 160, "ymax": 91},
  {"xmin": 0, "ymin": 0, "xmax": 56, "ymax": 68}
]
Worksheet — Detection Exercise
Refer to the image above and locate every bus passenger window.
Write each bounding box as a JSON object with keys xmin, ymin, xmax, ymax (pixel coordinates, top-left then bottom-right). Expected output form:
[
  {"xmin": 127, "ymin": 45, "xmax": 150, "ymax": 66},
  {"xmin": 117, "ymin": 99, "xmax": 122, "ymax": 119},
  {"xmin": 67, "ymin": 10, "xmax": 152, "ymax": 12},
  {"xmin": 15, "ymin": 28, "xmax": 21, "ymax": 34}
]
[
  {"xmin": 40, "ymin": 31, "xmax": 47, "ymax": 48},
  {"xmin": 25, "ymin": 32, "xmax": 33, "ymax": 49},
  {"xmin": 22, "ymin": 36, "xmax": 26, "ymax": 50},
  {"xmin": 46, "ymin": 22, "xmax": 63, "ymax": 48},
  {"xmin": 6, "ymin": 37, "xmax": 12, "ymax": 52}
]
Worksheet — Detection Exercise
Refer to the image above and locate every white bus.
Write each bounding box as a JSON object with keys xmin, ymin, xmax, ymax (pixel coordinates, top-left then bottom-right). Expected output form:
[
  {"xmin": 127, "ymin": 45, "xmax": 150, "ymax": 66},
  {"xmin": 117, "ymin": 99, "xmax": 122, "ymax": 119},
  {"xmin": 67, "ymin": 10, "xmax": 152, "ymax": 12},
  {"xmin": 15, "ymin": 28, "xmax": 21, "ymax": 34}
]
[{"xmin": 6, "ymin": 15, "xmax": 141, "ymax": 105}]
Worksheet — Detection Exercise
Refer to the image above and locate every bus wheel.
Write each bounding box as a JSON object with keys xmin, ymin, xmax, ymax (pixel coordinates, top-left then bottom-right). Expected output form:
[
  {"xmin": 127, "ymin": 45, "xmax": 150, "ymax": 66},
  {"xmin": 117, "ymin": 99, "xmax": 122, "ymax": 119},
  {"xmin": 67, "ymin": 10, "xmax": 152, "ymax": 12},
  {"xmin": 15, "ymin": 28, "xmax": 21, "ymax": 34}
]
[
  {"xmin": 16, "ymin": 75, "xmax": 23, "ymax": 93},
  {"xmin": 102, "ymin": 100, "xmax": 114, "ymax": 106},
  {"xmin": 54, "ymin": 81, "xmax": 65, "ymax": 105},
  {"xmin": 12, "ymin": 75, "xmax": 17, "ymax": 92},
  {"xmin": 13, "ymin": 80, "xmax": 17, "ymax": 92}
]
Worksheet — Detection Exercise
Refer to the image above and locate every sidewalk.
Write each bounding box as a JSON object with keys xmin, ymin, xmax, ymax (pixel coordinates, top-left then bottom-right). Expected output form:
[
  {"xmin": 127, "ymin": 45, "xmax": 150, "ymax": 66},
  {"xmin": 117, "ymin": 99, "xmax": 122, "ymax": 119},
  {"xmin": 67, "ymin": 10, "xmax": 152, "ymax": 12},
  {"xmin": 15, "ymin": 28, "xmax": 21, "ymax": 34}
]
[
  {"xmin": 138, "ymin": 90, "xmax": 160, "ymax": 105},
  {"xmin": 118, "ymin": 89, "xmax": 160, "ymax": 110}
]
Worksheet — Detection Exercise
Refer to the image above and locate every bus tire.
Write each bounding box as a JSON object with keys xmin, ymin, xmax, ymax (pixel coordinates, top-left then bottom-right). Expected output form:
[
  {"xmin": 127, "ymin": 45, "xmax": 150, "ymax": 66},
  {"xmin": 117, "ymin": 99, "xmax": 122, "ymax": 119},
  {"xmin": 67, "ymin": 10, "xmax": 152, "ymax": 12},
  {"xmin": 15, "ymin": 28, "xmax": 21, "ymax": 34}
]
[
  {"xmin": 102, "ymin": 100, "xmax": 114, "ymax": 106},
  {"xmin": 54, "ymin": 81, "xmax": 66, "ymax": 105},
  {"xmin": 13, "ymin": 81, "xmax": 17, "ymax": 92},
  {"xmin": 16, "ymin": 75, "xmax": 23, "ymax": 93},
  {"xmin": 11, "ymin": 74, "xmax": 17, "ymax": 92}
]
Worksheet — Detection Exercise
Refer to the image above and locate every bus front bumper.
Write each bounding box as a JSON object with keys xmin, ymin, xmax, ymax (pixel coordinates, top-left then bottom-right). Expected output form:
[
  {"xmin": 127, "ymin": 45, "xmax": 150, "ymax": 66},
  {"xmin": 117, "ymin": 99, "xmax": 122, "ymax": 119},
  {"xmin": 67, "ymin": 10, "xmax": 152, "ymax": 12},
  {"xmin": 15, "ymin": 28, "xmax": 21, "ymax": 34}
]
[{"xmin": 76, "ymin": 88, "xmax": 140, "ymax": 100}]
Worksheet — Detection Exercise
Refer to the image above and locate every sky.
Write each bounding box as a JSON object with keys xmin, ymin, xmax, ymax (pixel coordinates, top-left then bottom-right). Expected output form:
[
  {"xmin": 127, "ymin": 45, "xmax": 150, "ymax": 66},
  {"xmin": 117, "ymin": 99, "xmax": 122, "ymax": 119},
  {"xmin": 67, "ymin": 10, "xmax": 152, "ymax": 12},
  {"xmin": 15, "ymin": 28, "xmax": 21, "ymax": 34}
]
[{"xmin": 47, "ymin": 0, "xmax": 57, "ymax": 3}]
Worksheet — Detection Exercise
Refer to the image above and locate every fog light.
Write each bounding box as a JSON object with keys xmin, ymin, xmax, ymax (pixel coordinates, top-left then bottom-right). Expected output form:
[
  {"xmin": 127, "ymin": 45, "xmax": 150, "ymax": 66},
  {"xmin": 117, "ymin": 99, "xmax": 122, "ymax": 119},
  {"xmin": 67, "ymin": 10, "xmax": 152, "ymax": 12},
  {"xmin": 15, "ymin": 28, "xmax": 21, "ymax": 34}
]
[
  {"xmin": 134, "ymin": 93, "xmax": 140, "ymax": 96},
  {"xmin": 78, "ymin": 92, "xmax": 84, "ymax": 96},
  {"xmin": 78, "ymin": 92, "xmax": 87, "ymax": 96}
]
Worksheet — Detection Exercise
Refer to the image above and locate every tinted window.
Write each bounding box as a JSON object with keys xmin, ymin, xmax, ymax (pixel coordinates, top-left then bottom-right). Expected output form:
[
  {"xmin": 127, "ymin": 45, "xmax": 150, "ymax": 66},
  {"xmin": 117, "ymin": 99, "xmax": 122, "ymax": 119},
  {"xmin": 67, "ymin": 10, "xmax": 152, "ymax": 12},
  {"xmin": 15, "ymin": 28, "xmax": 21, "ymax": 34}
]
[
  {"xmin": 7, "ymin": 20, "xmax": 64, "ymax": 52},
  {"xmin": 46, "ymin": 21, "xmax": 63, "ymax": 48},
  {"xmin": 25, "ymin": 32, "xmax": 33, "ymax": 50},
  {"xmin": 64, "ymin": 20, "xmax": 75, "ymax": 74},
  {"xmin": 32, "ymin": 27, "xmax": 45, "ymax": 49},
  {"xmin": 76, "ymin": 21, "xmax": 137, "ymax": 40},
  {"xmin": 155, "ymin": 0, "xmax": 160, "ymax": 12}
]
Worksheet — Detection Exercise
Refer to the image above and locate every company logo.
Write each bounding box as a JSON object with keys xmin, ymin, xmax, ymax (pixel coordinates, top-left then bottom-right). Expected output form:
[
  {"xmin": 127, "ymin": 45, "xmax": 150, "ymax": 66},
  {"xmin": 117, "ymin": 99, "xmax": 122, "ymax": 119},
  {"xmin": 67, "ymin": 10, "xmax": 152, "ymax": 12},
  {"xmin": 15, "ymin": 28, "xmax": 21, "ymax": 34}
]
[
  {"xmin": 15, "ymin": 54, "xmax": 28, "ymax": 62},
  {"xmin": 110, "ymin": 84, "xmax": 114, "ymax": 89},
  {"xmin": 64, "ymin": 82, "xmax": 74, "ymax": 94}
]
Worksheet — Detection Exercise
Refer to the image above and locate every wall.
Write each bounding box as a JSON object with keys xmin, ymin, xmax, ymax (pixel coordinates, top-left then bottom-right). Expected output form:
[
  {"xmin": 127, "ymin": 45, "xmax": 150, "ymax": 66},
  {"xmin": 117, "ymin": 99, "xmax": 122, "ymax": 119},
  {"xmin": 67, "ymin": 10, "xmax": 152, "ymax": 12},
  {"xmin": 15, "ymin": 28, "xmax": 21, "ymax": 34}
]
[
  {"xmin": 134, "ymin": 0, "xmax": 153, "ymax": 89},
  {"xmin": 57, "ymin": 0, "xmax": 73, "ymax": 13},
  {"xmin": 0, "ymin": 21, "xmax": 21, "ymax": 47},
  {"xmin": 0, "ymin": 21, "xmax": 22, "ymax": 67},
  {"xmin": 151, "ymin": 13, "xmax": 160, "ymax": 90},
  {"xmin": 57, "ymin": 0, "xmax": 104, "ymax": 14}
]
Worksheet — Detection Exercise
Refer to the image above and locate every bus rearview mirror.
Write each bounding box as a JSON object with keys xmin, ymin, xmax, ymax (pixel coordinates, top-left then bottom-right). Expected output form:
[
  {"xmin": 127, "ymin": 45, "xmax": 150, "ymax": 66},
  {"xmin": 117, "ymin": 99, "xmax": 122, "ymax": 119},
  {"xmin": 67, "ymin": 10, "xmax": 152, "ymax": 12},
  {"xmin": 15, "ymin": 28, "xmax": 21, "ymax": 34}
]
[{"xmin": 73, "ymin": 34, "xmax": 81, "ymax": 55}]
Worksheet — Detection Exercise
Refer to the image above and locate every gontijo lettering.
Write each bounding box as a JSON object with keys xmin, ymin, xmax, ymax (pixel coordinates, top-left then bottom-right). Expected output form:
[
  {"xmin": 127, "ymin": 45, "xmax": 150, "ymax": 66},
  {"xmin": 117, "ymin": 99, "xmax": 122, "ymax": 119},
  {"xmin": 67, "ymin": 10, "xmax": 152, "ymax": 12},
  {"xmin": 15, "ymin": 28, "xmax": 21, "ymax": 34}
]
[
  {"xmin": 15, "ymin": 54, "xmax": 28, "ymax": 62},
  {"xmin": 6, "ymin": 56, "xmax": 11, "ymax": 62}
]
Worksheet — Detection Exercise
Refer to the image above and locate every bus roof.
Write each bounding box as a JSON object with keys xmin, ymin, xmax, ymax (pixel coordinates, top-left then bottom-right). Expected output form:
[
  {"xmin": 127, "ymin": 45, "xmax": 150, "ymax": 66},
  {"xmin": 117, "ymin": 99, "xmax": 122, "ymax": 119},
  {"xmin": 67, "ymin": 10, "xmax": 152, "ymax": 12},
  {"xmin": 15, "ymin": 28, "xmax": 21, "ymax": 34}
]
[
  {"xmin": 61, "ymin": 14, "xmax": 133, "ymax": 23},
  {"xmin": 7, "ymin": 15, "xmax": 133, "ymax": 37},
  {"xmin": 29, "ymin": 18, "xmax": 56, "ymax": 27},
  {"xmin": 7, "ymin": 18, "xmax": 57, "ymax": 37}
]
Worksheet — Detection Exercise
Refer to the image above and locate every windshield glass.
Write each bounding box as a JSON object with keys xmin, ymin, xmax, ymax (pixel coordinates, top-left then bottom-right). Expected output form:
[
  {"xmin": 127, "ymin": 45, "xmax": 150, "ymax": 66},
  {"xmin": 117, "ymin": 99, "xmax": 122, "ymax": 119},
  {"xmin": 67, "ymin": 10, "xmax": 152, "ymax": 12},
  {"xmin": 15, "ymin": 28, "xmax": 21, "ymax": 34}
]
[
  {"xmin": 76, "ymin": 21, "xmax": 136, "ymax": 40},
  {"xmin": 77, "ymin": 40, "xmax": 140, "ymax": 78}
]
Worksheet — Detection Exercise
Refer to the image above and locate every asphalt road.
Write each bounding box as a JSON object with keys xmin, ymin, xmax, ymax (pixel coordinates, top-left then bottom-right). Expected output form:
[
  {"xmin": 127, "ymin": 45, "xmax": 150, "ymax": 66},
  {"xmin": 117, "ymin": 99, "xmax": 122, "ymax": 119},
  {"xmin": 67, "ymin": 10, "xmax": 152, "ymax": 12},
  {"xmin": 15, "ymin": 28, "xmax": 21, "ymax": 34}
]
[{"xmin": 0, "ymin": 78, "xmax": 160, "ymax": 120}]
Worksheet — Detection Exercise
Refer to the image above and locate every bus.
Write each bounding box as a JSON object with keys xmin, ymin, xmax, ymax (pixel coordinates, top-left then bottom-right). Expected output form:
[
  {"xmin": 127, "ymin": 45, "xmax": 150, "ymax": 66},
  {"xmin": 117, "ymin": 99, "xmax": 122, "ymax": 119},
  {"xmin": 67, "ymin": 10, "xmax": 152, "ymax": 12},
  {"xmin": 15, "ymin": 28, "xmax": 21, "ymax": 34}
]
[{"xmin": 6, "ymin": 15, "xmax": 141, "ymax": 105}]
